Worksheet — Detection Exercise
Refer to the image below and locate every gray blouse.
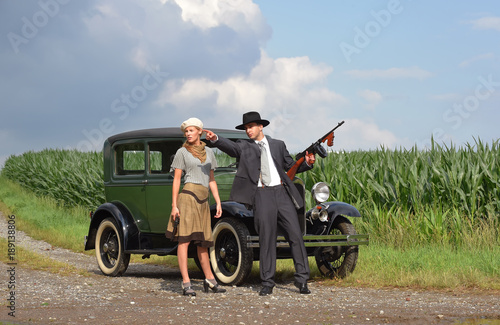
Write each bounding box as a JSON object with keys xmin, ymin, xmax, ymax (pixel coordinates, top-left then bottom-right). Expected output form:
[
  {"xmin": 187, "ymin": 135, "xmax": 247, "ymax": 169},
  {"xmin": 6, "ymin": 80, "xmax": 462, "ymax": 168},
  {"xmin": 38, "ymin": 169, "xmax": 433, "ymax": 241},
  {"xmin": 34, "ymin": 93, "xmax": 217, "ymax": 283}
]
[{"xmin": 170, "ymin": 146, "xmax": 217, "ymax": 188}]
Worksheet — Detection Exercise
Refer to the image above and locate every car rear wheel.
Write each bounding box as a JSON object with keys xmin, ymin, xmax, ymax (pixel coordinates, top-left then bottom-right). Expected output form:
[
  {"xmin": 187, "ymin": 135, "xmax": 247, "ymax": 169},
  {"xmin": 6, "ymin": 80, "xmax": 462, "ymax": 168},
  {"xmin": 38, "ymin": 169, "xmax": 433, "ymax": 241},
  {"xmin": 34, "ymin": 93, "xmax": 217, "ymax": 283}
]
[
  {"xmin": 314, "ymin": 215, "xmax": 358, "ymax": 278},
  {"xmin": 210, "ymin": 218, "xmax": 253, "ymax": 285},
  {"xmin": 95, "ymin": 218, "xmax": 130, "ymax": 276}
]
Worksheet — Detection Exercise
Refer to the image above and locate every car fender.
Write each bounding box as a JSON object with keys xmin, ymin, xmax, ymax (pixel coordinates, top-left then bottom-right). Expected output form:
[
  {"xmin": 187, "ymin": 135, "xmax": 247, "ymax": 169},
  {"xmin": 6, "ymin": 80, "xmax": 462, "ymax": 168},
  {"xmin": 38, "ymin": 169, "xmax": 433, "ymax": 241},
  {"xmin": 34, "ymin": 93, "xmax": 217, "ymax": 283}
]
[
  {"xmin": 324, "ymin": 201, "xmax": 361, "ymax": 218},
  {"xmin": 218, "ymin": 201, "xmax": 253, "ymax": 217},
  {"xmin": 305, "ymin": 201, "xmax": 361, "ymax": 234},
  {"xmin": 210, "ymin": 201, "xmax": 255, "ymax": 233},
  {"xmin": 84, "ymin": 202, "xmax": 140, "ymax": 251},
  {"xmin": 322, "ymin": 201, "xmax": 361, "ymax": 233}
]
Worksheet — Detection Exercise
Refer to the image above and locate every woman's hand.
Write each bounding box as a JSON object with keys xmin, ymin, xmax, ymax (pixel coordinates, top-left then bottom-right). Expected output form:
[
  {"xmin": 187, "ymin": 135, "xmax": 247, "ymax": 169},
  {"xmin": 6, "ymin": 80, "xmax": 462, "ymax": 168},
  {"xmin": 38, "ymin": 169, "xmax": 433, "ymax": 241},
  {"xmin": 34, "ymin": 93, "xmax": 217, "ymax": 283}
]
[
  {"xmin": 215, "ymin": 202, "xmax": 222, "ymax": 218},
  {"xmin": 208, "ymin": 170, "xmax": 222, "ymax": 218},
  {"xmin": 171, "ymin": 207, "xmax": 180, "ymax": 221}
]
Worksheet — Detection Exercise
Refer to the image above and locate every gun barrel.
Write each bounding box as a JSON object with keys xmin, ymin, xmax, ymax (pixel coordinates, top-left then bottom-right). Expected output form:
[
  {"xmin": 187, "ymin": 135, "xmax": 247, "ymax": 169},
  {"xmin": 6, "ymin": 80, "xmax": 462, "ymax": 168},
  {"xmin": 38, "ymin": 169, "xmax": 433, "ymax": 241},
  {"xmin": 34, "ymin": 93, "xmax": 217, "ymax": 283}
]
[
  {"xmin": 298, "ymin": 120, "xmax": 344, "ymax": 156},
  {"xmin": 288, "ymin": 120, "xmax": 344, "ymax": 180}
]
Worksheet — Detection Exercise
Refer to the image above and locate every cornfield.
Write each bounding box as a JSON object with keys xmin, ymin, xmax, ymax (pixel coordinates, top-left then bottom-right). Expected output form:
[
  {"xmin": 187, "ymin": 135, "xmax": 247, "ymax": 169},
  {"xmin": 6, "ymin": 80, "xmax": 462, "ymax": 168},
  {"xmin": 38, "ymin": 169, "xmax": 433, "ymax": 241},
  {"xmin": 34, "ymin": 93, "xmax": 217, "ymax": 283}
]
[
  {"xmin": 302, "ymin": 138, "xmax": 499, "ymax": 246},
  {"xmin": 1, "ymin": 138, "xmax": 499, "ymax": 246},
  {"xmin": 1, "ymin": 149, "xmax": 105, "ymax": 208}
]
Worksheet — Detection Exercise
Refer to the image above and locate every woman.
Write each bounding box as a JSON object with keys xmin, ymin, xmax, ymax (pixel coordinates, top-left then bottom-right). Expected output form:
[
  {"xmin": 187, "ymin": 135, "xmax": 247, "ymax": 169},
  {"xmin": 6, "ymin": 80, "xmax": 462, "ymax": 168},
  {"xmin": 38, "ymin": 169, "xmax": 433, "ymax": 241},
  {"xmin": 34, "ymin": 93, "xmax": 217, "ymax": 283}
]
[{"xmin": 165, "ymin": 117, "xmax": 226, "ymax": 296}]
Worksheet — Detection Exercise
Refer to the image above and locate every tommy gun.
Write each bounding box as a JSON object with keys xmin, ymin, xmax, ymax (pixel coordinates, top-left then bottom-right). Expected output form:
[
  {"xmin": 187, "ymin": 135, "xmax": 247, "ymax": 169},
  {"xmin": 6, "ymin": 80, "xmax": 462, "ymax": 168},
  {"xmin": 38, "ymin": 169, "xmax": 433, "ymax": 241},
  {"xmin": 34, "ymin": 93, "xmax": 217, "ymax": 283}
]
[{"xmin": 287, "ymin": 120, "xmax": 344, "ymax": 180}]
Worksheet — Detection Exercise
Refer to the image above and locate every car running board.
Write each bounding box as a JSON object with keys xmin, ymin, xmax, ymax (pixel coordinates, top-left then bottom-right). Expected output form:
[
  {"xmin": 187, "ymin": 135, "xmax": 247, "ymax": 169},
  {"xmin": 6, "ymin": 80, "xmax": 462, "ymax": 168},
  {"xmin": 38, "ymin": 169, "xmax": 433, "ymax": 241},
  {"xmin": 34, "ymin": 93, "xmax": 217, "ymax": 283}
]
[{"xmin": 246, "ymin": 234, "xmax": 369, "ymax": 248}]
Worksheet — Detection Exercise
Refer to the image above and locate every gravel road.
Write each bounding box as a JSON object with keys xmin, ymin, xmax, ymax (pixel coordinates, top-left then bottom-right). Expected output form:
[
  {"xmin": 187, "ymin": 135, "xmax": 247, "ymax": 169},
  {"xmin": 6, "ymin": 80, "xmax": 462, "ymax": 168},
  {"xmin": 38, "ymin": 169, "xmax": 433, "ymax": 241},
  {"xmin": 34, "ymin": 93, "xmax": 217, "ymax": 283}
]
[{"xmin": 1, "ymin": 212, "xmax": 499, "ymax": 325}]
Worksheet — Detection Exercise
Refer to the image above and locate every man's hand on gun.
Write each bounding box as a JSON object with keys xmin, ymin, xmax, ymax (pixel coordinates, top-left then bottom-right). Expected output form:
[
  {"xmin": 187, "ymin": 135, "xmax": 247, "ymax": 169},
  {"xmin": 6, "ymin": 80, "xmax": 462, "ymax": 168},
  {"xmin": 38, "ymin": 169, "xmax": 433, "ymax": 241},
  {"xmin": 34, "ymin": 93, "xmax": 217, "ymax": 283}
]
[{"xmin": 305, "ymin": 151, "xmax": 316, "ymax": 165}]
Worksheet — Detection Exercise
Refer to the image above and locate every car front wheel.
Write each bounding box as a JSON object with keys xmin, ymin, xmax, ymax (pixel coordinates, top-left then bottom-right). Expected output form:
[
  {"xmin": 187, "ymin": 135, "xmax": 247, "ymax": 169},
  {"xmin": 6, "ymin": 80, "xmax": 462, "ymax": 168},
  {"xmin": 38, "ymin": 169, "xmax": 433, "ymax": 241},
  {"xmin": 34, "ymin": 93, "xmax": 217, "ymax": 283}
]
[
  {"xmin": 314, "ymin": 215, "xmax": 358, "ymax": 278},
  {"xmin": 95, "ymin": 218, "xmax": 130, "ymax": 276},
  {"xmin": 210, "ymin": 217, "xmax": 253, "ymax": 285}
]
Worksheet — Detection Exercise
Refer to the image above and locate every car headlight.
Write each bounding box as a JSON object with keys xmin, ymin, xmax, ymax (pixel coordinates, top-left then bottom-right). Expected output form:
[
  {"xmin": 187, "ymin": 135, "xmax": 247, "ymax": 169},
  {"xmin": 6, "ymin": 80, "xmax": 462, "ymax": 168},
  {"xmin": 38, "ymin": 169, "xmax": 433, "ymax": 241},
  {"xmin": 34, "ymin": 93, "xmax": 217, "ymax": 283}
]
[{"xmin": 311, "ymin": 182, "xmax": 330, "ymax": 203}]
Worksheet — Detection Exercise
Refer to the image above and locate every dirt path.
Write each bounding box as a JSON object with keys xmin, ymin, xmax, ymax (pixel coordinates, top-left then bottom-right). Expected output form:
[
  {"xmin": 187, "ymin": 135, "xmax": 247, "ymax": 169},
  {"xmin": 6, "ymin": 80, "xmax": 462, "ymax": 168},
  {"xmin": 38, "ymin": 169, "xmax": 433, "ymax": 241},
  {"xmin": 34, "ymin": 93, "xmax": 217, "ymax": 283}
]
[{"xmin": 1, "ymin": 212, "xmax": 499, "ymax": 325}]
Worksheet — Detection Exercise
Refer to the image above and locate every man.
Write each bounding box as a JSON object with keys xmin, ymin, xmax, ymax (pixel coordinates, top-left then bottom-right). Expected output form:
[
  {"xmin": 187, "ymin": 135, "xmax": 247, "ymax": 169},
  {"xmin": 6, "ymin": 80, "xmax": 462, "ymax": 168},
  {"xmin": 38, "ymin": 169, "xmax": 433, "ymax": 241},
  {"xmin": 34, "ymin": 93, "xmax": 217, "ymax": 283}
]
[{"xmin": 204, "ymin": 111, "xmax": 315, "ymax": 296}]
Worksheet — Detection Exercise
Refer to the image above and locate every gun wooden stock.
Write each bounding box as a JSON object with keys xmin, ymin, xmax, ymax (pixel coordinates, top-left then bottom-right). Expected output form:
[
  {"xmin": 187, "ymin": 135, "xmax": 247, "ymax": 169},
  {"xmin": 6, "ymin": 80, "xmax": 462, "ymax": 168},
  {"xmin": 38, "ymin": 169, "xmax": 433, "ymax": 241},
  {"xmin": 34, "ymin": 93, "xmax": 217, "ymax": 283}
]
[{"xmin": 287, "ymin": 156, "xmax": 305, "ymax": 180}]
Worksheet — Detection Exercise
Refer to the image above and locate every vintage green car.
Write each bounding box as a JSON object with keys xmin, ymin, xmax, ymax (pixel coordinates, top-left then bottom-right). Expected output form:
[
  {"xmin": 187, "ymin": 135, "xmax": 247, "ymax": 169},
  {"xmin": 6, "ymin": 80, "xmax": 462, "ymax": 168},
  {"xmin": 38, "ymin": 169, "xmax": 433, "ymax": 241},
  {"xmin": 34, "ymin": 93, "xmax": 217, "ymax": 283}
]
[{"xmin": 84, "ymin": 127, "xmax": 369, "ymax": 285}]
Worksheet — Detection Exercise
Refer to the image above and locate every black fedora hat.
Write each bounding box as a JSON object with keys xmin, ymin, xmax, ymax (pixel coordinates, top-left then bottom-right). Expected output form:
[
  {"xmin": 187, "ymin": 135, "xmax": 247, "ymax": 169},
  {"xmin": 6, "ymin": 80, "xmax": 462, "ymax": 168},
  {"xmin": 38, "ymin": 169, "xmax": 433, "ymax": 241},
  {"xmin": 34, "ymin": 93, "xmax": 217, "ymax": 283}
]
[{"xmin": 235, "ymin": 111, "xmax": 270, "ymax": 130}]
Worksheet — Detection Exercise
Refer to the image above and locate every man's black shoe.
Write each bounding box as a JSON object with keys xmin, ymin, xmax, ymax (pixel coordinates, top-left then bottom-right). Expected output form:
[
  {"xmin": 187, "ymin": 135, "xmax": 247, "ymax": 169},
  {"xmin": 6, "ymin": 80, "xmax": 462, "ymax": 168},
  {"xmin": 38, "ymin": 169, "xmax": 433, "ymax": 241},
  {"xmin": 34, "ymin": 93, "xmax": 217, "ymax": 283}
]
[
  {"xmin": 294, "ymin": 281, "xmax": 311, "ymax": 294},
  {"xmin": 259, "ymin": 286, "xmax": 274, "ymax": 296}
]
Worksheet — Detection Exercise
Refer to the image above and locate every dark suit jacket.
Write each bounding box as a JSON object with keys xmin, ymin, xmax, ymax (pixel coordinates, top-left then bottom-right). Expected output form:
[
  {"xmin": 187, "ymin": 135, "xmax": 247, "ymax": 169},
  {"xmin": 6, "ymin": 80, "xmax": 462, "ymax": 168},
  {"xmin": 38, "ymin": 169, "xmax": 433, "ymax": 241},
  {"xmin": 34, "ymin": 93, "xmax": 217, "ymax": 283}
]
[{"xmin": 214, "ymin": 135, "xmax": 313, "ymax": 208}]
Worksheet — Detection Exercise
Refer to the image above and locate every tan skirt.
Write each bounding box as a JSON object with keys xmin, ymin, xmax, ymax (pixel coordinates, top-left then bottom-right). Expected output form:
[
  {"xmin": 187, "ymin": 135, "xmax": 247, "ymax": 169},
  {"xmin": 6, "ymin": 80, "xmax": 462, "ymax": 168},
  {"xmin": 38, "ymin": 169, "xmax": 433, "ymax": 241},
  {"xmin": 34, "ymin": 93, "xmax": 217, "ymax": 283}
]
[{"xmin": 165, "ymin": 183, "xmax": 214, "ymax": 247}]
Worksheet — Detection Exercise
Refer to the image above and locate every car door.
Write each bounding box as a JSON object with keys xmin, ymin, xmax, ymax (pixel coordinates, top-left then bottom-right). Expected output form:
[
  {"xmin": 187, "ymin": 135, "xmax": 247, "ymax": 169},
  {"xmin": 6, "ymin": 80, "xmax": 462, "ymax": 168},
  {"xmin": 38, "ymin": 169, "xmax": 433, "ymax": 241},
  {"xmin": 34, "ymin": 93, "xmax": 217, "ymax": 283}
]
[
  {"xmin": 145, "ymin": 139, "xmax": 183, "ymax": 233},
  {"xmin": 108, "ymin": 140, "xmax": 150, "ymax": 232}
]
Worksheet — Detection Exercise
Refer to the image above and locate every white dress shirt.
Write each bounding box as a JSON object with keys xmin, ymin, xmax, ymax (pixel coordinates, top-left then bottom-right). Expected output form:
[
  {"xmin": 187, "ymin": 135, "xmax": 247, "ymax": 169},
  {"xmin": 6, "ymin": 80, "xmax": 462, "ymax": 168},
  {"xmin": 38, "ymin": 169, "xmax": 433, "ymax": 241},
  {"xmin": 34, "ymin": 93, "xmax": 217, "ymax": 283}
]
[{"xmin": 256, "ymin": 137, "xmax": 281, "ymax": 187}]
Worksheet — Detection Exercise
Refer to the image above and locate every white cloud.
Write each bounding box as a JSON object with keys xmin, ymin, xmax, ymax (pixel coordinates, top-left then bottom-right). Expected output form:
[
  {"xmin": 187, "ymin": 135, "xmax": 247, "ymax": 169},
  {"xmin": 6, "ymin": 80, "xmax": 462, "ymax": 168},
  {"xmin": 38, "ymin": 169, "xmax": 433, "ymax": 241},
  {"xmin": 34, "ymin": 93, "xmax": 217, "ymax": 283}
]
[
  {"xmin": 151, "ymin": 50, "xmax": 351, "ymax": 152},
  {"xmin": 468, "ymin": 16, "xmax": 500, "ymax": 32},
  {"xmin": 281, "ymin": 117, "xmax": 406, "ymax": 153},
  {"xmin": 0, "ymin": 0, "xmax": 270, "ymax": 136},
  {"xmin": 358, "ymin": 89, "xmax": 383, "ymax": 110},
  {"xmin": 155, "ymin": 50, "xmax": 347, "ymax": 116},
  {"xmin": 78, "ymin": 0, "xmax": 270, "ymax": 76},
  {"xmin": 159, "ymin": 76, "xmax": 267, "ymax": 111},
  {"xmin": 174, "ymin": 0, "xmax": 268, "ymax": 36},
  {"xmin": 345, "ymin": 66, "xmax": 432, "ymax": 80},
  {"xmin": 7, "ymin": 0, "xmax": 494, "ymax": 161},
  {"xmin": 458, "ymin": 52, "xmax": 495, "ymax": 68},
  {"xmin": 337, "ymin": 119, "xmax": 403, "ymax": 151}
]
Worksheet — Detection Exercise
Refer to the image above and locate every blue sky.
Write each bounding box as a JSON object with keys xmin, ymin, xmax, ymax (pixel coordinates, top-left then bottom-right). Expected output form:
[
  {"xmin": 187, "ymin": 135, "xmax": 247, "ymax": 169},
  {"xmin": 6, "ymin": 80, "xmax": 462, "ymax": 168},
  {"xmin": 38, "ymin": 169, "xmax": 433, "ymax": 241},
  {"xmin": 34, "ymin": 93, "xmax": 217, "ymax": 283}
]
[{"xmin": 1, "ymin": 0, "xmax": 499, "ymax": 167}]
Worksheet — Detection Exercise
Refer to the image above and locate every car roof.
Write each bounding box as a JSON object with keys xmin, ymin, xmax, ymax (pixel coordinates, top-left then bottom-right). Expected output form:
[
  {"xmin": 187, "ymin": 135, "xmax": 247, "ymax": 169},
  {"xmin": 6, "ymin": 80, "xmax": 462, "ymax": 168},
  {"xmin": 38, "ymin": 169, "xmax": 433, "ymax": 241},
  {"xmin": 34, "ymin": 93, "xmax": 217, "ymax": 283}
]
[{"xmin": 106, "ymin": 127, "xmax": 247, "ymax": 145}]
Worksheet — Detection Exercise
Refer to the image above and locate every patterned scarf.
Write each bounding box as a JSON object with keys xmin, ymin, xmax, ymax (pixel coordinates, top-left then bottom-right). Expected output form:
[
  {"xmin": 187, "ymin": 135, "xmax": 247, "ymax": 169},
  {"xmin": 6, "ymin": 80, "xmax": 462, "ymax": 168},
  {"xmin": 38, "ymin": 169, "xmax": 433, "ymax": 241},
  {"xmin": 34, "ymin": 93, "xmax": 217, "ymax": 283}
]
[{"xmin": 183, "ymin": 141, "xmax": 207, "ymax": 163}]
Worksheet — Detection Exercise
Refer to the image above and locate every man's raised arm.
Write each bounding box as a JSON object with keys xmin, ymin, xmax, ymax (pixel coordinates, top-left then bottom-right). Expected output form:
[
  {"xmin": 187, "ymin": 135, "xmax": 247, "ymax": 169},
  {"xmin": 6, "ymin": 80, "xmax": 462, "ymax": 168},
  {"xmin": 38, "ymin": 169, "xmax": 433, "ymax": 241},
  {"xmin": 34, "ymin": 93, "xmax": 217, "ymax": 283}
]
[{"xmin": 204, "ymin": 129, "xmax": 241, "ymax": 158}]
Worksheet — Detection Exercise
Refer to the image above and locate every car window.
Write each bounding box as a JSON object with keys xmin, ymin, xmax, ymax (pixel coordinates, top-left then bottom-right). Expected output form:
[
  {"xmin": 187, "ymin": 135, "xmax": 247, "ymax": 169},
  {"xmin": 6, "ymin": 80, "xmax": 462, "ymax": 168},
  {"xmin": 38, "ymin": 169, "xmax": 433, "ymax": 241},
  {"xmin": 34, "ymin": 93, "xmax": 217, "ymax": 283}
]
[
  {"xmin": 211, "ymin": 147, "xmax": 238, "ymax": 168},
  {"xmin": 203, "ymin": 138, "xmax": 240, "ymax": 168},
  {"xmin": 149, "ymin": 150, "xmax": 163, "ymax": 172},
  {"xmin": 148, "ymin": 140, "xmax": 184, "ymax": 175},
  {"xmin": 114, "ymin": 143, "xmax": 145, "ymax": 175}
]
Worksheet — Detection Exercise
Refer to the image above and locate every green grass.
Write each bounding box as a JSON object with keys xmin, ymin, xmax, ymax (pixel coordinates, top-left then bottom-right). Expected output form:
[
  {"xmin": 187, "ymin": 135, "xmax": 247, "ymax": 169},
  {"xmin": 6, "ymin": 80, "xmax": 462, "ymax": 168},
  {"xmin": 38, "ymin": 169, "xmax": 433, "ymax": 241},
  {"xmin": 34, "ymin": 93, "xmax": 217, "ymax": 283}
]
[
  {"xmin": 0, "ymin": 237, "xmax": 90, "ymax": 276},
  {"xmin": 0, "ymin": 175, "xmax": 90, "ymax": 253},
  {"xmin": 340, "ymin": 244, "xmax": 500, "ymax": 290}
]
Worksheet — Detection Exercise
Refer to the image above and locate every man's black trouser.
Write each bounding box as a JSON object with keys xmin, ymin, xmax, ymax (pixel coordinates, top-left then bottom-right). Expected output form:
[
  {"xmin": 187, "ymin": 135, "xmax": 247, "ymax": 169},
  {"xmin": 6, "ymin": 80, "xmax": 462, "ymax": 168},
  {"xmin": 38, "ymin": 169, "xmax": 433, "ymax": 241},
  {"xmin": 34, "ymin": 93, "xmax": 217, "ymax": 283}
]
[{"xmin": 254, "ymin": 185, "xmax": 310, "ymax": 287}]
